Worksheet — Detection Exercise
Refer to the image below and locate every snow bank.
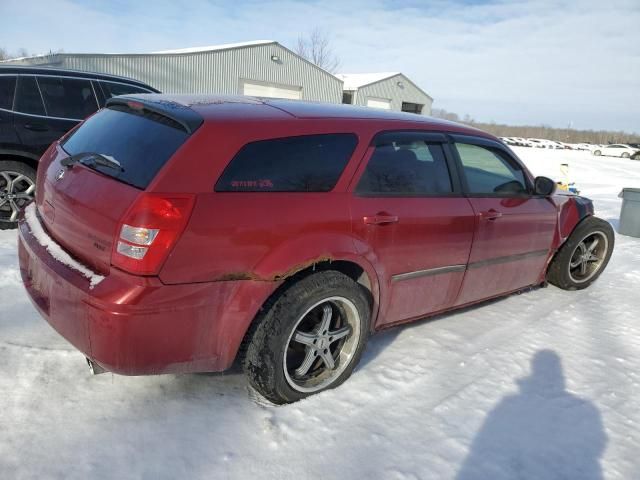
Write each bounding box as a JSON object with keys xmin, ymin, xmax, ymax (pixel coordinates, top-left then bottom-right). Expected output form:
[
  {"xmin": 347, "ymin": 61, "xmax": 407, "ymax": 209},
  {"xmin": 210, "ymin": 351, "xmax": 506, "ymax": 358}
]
[
  {"xmin": 24, "ymin": 203, "xmax": 104, "ymax": 288},
  {"xmin": 1, "ymin": 149, "xmax": 639, "ymax": 479}
]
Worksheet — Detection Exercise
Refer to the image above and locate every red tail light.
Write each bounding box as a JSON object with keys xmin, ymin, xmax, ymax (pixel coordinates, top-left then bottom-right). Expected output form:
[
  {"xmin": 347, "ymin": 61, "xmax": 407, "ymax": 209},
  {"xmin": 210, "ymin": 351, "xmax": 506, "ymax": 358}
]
[{"xmin": 112, "ymin": 193, "xmax": 195, "ymax": 275}]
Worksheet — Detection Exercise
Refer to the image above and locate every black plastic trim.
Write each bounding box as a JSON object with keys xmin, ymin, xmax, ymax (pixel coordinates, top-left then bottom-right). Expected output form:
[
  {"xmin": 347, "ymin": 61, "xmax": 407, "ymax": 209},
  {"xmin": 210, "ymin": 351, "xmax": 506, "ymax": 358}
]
[{"xmin": 106, "ymin": 96, "xmax": 204, "ymax": 134}]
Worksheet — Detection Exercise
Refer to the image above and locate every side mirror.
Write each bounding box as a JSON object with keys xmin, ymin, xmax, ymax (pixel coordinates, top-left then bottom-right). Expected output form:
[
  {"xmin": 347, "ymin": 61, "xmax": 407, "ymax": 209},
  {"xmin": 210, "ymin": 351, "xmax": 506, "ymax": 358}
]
[{"xmin": 533, "ymin": 176, "xmax": 556, "ymax": 196}]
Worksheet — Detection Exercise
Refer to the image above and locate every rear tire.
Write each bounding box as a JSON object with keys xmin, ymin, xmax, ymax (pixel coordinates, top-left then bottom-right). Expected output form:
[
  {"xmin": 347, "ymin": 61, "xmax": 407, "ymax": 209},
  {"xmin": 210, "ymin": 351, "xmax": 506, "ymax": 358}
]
[
  {"xmin": 243, "ymin": 271, "xmax": 371, "ymax": 404},
  {"xmin": 547, "ymin": 216, "xmax": 614, "ymax": 290},
  {"xmin": 0, "ymin": 160, "xmax": 36, "ymax": 230}
]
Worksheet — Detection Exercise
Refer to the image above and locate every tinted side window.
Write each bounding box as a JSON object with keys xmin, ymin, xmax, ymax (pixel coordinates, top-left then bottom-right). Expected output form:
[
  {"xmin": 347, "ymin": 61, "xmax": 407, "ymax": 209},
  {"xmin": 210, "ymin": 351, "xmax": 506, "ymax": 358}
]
[
  {"xmin": 216, "ymin": 134, "xmax": 358, "ymax": 192},
  {"xmin": 14, "ymin": 76, "xmax": 45, "ymax": 115},
  {"xmin": 357, "ymin": 140, "xmax": 453, "ymax": 195},
  {"xmin": 455, "ymin": 143, "xmax": 528, "ymax": 195},
  {"xmin": 38, "ymin": 77, "xmax": 98, "ymax": 119},
  {"xmin": 0, "ymin": 76, "xmax": 16, "ymax": 110},
  {"xmin": 101, "ymin": 81, "xmax": 151, "ymax": 98}
]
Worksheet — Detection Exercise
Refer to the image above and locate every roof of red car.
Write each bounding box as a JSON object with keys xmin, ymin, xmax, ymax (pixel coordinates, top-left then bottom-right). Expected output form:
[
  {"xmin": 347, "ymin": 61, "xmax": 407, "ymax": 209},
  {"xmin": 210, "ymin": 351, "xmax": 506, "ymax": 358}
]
[{"xmin": 115, "ymin": 94, "xmax": 492, "ymax": 138}]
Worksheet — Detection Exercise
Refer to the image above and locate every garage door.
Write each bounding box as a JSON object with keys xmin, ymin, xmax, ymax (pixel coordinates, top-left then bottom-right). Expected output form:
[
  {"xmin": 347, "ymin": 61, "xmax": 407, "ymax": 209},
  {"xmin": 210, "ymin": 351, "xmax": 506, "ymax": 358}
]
[
  {"xmin": 242, "ymin": 81, "xmax": 302, "ymax": 100},
  {"xmin": 366, "ymin": 97, "xmax": 392, "ymax": 109}
]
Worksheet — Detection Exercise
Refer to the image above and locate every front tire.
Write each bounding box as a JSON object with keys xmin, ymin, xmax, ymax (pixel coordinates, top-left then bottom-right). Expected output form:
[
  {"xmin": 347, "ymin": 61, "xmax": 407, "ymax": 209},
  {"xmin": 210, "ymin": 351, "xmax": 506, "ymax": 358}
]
[
  {"xmin": 547, "ymin": 216, "xmax": 614, "ymax": 290},
  {"xmin": 0, "ymin": 160, "xmax": 36, "ymax": 230},
  {"xmin": 243, "ymin": 271, "xmax": 371, "ymax": 404},
  {"xmin": 621, "ymin": 152, "xmax": 630, "ymax": 158},
  {"xmin": 593, "ymin": 150, "xmax": 601, "ymax": 156}
]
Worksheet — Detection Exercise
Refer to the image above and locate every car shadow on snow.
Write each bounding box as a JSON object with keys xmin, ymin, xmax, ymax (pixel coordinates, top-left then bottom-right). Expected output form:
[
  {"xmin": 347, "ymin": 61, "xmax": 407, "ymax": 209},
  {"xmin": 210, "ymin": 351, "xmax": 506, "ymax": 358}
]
[
  {"xmin": 455, "ymin": 350, "xmax": 607, "ymax": 480},
  {"xmin": 358, "ymin": 292, "xmax": 516, "ymax": 369}
]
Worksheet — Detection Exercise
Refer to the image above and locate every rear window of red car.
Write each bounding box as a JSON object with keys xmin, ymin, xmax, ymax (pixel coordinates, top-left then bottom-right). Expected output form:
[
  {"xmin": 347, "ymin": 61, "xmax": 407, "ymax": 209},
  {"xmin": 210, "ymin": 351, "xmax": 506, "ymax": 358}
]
[
  {"xmin": 215, "ymin": 134, "xmax": 358, "ymax": 192},
  {"xmin": 61, "ymin": 106, "xmax": 190, "ymax": 189}
]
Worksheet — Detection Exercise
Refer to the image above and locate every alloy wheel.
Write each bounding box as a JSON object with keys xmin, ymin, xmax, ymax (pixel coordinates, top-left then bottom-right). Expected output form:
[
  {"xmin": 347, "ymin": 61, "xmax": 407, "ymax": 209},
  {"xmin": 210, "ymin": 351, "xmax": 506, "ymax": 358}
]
[
  {"xmin": 283, "ymin": 296, "xmax": 361, "ymax": 393},
  {"xmin": 0, "ymin": 171, "xmax": 35, "ymax": 223},
  {"xmin": 568, "ymin": 231, "xmax": 609, "ymax": 284}
]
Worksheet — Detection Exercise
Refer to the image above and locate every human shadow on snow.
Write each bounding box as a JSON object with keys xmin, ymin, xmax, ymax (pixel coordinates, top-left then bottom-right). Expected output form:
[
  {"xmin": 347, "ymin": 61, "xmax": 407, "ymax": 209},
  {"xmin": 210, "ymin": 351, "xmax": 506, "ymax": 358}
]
[{"xmin": 456, "ymin": 349, "xmax": 607, "ymax": 480}]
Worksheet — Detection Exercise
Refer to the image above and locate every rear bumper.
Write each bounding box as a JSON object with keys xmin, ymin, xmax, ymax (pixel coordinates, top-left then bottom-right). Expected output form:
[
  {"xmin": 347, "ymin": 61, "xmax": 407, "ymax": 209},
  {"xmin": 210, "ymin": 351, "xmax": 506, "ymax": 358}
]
[{"xmin": 18, "ymin": 214, "xmax": 258, "ymax": 375}]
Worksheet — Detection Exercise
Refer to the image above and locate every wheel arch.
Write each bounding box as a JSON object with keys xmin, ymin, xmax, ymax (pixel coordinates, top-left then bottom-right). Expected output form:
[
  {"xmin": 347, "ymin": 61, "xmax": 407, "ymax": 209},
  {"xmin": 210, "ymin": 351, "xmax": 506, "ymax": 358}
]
[
  {"xmin": 218, "ymin": 253, "xmax": 381, "ymax": 371},
  {"xmin": 0, "ymin": 152, "xmax": 39, "ymax": 173}
]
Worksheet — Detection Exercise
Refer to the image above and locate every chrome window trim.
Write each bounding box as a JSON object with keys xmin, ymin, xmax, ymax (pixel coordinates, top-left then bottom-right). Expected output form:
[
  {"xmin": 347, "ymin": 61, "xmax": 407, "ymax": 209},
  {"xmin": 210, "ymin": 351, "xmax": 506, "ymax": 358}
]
[
  {"xmin": 0, "ymin": 106, "xmax": 83, "ymax": 122},
  {"xmin": 34, "ymin": 74, "xmax": 47, "ymax": 116}
]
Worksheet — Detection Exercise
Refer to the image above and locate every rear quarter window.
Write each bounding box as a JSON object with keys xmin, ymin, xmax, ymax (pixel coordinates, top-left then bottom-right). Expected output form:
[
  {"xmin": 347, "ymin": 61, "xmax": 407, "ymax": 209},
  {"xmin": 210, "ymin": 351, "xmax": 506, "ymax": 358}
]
[
  {"xmin": 61, "ymin": 106, "xmax": 190, "ymax": 189},
  {"xmin": 14, "ymin": 76, "xmax": 45, "ymax": 116},
  {"xmin": 0, "ymin": 76, "xmax": 16, "ymax": 110},
  {"xmin": 215, "ymin": 134, "xmax": 358, "ymax": 192},
  {"xmin": 38, "ymin": 77, "xmax": 98, "ymax": 119}
]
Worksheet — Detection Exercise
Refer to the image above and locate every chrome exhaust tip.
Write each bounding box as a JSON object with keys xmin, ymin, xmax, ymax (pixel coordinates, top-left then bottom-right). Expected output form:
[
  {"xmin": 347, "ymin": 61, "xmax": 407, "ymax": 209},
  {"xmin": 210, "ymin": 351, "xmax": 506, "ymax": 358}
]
[{"xmin": 86, "ymin": 357, "xmax": 107, "ymax": 375}]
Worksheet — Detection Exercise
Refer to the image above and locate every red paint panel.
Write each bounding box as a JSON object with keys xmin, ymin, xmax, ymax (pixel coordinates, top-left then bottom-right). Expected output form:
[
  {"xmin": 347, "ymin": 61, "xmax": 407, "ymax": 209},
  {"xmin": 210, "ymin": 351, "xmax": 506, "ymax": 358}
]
[
  {"xmin": 350, "ymin": 196, "xmax": 475, "ymax": 326},
  {"xmin": 455, "ymin": 197, "xmax": 557, "ymax": 305}
]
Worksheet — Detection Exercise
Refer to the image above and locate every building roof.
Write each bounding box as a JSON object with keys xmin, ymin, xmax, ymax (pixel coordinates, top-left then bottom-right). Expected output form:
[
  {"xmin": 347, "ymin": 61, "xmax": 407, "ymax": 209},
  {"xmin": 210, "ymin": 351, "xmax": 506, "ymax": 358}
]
[
  {"xmin": 152, "ymin": 40, "xmax": 276, "ymax": 54},
  {"xmin": 335, "ymin": 72, "xmax": 401, "ymax": 90},
  {"xmin": 0, "ymin": 40, "xmax": 278, "ymax": 62}
]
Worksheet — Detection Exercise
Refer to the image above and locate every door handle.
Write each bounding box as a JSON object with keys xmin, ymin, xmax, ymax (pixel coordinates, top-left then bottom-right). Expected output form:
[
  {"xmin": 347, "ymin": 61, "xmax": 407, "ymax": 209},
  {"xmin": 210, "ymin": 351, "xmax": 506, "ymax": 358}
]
[
  {"xmin": 480, "ymin": 209, "xmax": 502, "ymax": 221},
  {"xmin": 363, "ymin": 214, "xmax": 399, "ymax": 225},
  {"xmin": 24, "ymin": 123, "xmax": 49, "ymax": 132}
]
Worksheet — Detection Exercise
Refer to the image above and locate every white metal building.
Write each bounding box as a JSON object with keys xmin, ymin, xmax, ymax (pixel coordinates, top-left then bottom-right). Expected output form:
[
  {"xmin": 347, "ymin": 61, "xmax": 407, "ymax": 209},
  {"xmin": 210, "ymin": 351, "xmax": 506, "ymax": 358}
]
[
  {"xmin": 337, "ymin": 72, "xmax": 433, "ymax": 115},
  {"xmin": 2, "ymin": 41, "xmax": 343, "ymax": 103},
  {"xmin": 3, "ymin": 42, "xmax": 434, "ymax": 114}
]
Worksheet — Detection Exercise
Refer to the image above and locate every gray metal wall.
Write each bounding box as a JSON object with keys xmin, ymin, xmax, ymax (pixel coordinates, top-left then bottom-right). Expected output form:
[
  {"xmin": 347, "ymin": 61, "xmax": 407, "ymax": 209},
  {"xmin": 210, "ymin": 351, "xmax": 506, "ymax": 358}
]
[
  {"xmin": 353, "ymin": 74, "xmax": 433, "ymax": 115},
  {"xmin": 5, "ymin": 43, "xmax": 343, "ymax": 103}
]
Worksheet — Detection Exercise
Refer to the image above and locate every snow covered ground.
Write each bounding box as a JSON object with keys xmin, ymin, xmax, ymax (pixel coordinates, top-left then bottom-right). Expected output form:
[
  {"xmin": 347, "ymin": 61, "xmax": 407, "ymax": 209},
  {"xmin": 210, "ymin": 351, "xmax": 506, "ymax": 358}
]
[{"xmin": 1, "ymin": 147, "xmax": 639, "ymax": 479}]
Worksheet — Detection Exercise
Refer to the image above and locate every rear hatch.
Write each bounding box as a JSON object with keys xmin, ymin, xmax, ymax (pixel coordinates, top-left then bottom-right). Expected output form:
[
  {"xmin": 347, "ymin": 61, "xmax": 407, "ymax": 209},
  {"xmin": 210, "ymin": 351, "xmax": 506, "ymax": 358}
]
[{"xmin": 36, "ymin": 97, "xmax": 202, "ymax": 275}]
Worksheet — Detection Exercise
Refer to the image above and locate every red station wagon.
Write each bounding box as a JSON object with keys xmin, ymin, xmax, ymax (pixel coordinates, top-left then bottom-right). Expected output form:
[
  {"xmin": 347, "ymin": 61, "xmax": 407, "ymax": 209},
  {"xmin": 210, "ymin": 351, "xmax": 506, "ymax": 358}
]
[{"xmin": 18, "ymin": 95, "xmax": 614, "ymax": 404}]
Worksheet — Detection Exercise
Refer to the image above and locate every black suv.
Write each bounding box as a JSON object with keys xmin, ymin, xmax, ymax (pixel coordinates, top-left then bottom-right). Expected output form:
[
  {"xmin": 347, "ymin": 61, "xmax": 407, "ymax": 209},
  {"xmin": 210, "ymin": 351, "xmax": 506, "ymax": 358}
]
[{"xmin": 0, "ymin": 66, "xmax": 159, "ymax": 229}]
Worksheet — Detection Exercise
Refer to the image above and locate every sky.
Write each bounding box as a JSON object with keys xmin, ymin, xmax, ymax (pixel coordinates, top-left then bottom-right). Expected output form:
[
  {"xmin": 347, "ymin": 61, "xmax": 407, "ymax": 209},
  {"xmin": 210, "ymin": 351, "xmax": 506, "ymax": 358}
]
[{"xmin": 1, "ymin": 0, "xmax": 639, "ymax": 133}]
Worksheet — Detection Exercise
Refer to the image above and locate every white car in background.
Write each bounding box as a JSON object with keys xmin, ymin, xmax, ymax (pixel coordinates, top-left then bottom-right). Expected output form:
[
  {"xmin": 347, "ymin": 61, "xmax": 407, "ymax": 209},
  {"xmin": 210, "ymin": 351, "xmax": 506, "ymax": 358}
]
[
  {"xmin": 592, "ymin": 144, "xmax": 640, "ymax": 159},
  {"xmin": 571, "ymin": 143, "xmax": 593, "ymax": 151},
  {"xmin": 527, "ymin": 139, "xmax": 546, "ymax": 148},
  {"xmin": 528, "ymin": 138, "xmax": 557, "ymax": 149}
]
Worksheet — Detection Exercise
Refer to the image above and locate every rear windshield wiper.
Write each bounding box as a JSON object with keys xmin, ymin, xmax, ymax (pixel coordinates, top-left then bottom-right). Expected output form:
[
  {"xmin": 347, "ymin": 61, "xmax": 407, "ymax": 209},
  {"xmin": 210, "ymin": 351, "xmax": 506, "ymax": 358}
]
[{"xmin": 61, "ymin": 152, "xmax": 124, "ymax": 172}]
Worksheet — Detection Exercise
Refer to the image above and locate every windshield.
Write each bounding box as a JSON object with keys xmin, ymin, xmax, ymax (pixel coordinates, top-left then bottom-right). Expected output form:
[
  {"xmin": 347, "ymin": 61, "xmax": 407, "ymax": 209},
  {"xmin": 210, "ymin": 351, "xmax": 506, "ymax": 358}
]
[{"xmin": 61, "ymin": 106, "xmax": 190, "ymax": 189}]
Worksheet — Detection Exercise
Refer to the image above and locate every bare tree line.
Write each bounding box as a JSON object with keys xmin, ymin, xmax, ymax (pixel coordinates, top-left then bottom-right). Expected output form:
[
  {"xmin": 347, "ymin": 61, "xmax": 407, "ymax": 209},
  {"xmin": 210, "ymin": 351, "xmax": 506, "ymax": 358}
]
[
  {"xmin": 432, "ymin": 108, "xmax": 640, "ymax": 144},
  {"xmin": 0, "ymin": 47, "xmax": 31, "ymax": 61},
  {"xmin": 0, "ymin": 47, "xmax": 64, "ymax": 61},
  {"xmin": 294, "ymin": 28, "xmax": 340, "ymax": 73}
]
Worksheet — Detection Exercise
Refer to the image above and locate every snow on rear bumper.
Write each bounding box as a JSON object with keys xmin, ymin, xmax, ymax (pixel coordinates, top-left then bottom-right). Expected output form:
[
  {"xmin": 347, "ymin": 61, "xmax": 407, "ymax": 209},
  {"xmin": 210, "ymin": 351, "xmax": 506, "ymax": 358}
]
[{"xmin": 17, "ymin": 211, "xmax": 244, "ymax": 375}]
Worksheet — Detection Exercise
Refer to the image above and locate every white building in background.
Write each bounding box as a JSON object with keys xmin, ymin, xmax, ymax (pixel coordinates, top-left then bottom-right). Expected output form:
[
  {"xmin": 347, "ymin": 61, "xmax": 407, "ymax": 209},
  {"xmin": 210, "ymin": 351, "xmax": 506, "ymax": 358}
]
[
  {"xmin": 2, "ymin": 41, "xmax": 343, "ymax": 103},
  {"xmin": 3, "ymin": 41, "xmax": 434, "ymax": 114},
  {"xmin": 337, "ymin": 72, "xmax": 433, "ymax": 115}
]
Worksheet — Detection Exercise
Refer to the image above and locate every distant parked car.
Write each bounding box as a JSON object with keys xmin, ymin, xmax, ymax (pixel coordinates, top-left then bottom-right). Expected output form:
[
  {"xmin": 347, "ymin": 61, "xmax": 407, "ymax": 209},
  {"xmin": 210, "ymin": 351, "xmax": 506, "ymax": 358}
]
[
  {"xmin": 517, "ymin": 138, "xmax": 535, "ymax": 147},
  {"xmin": 527, "ymin": 139, "xmax": 545, "ymax": 148},
  {"xmin": 592, "ymin": 144, "xmax": 640, "ymax": 159},
  {"xmin": 500, "ymin": 137, "xmax": 518, "ymax": 146},
  {"xmin": 570, "ymin": 143, "xmax": 592, "ymax": 151},
  {"xmin": 0, "ymin": 66, "xmax": 159, "ymax": 229},
  {"xmin": 528, "ymin": 138, "xmax": 558, "ymax": 149},
  {"xmin": 18, "ymin": 94, "xmax": 614, "ymax": 404}
]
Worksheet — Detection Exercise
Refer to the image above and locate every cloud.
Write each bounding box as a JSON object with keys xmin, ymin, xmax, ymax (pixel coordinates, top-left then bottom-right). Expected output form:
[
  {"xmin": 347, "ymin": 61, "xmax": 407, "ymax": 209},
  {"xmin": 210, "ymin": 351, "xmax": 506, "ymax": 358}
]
[{"xmin": 1, "ymin": 0, "xmax": 638, "ymax": 132}]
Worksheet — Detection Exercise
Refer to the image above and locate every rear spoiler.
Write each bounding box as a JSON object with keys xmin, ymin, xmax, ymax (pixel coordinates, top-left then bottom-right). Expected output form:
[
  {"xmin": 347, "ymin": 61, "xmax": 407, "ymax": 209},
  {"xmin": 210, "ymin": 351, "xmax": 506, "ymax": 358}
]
[{"xmin": 106, "ymin": 96, "xmax": 204, "ymax": 134}]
